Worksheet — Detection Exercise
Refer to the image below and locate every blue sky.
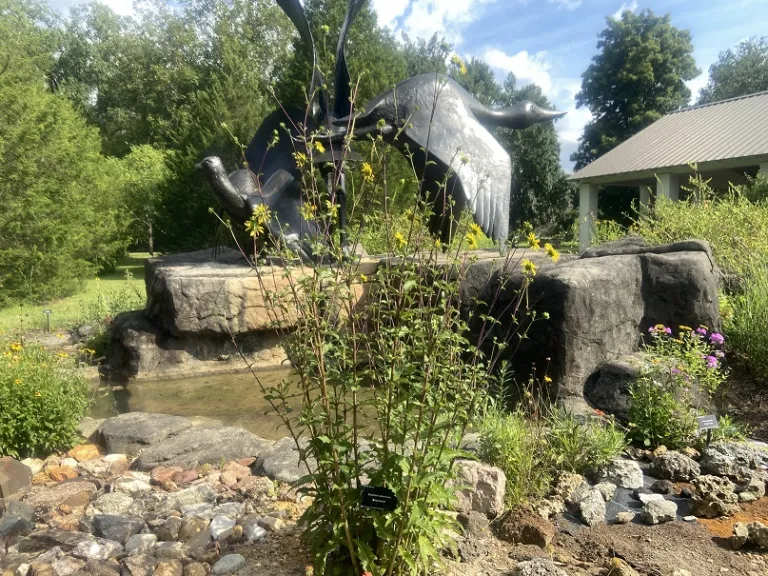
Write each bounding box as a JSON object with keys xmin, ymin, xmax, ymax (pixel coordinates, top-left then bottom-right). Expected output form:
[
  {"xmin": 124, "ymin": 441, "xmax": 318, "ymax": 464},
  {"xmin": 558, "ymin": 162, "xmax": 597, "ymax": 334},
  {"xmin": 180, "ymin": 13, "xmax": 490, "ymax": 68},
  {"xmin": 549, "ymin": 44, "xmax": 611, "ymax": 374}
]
[{"xmin": 46, "ymin": 0, "xmax": 768, "ymax": 171}]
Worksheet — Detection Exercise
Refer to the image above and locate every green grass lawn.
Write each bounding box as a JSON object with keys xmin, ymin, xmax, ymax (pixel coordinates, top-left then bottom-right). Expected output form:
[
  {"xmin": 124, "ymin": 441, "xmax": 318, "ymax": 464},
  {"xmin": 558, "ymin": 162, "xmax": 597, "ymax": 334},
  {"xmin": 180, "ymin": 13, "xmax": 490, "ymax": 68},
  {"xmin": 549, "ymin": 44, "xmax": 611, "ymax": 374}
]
[{"xmin": 0, "ymin": 253, "xmax": 150, "ymax": 335}]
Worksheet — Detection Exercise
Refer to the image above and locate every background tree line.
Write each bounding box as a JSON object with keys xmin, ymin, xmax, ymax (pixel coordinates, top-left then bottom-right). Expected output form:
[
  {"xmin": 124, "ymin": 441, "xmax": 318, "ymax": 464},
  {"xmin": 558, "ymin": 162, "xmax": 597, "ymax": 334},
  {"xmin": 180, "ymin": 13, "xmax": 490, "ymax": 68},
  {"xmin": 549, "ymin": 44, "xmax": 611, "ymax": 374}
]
[{"xmin": 2, "ymin": 0, "xmax": 767, "ymax": 305}]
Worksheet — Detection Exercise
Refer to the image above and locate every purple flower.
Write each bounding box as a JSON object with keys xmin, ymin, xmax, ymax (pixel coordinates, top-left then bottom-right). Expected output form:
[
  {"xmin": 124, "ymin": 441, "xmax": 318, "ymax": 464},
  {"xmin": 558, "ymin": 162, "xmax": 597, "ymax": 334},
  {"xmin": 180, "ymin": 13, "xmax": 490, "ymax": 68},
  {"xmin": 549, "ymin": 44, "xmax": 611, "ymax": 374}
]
[
  {"xmin": 696, "ymin": 327, "xmax": 708, "ymax": 336},
  {"xmin": 705, "ymin": 355, "xmax": 719, "ymax": 369},
  {"xmin": 671, "ymin": 367, "xmax": 681, "ymax": 375},
  {"xmin": 665, "ymin": 327, "xmax": 672, "ymax": 335},
  {"xmin": 648, "ymin": 326, "xmax": 655, "ymax": 333},
  {"xmin": 710, "ymin": 332, "xmax": 724, "ymax": 345}
]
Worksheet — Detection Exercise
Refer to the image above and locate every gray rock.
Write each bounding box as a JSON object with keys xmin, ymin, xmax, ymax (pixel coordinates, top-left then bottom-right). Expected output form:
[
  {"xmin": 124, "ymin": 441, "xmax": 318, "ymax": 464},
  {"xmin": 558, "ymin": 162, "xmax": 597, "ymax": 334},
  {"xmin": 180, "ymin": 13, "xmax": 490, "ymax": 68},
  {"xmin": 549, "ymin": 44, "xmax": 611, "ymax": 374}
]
[
  {"xmin": 449, "ymin": 460, "xmax": 506, "ymax": 519},
  {"xmin": 70, "ymin": 539, "xmax": 124, "ymax": 561},
  {"xmin": 252, "ymin": 437, "xmax": 314, "ymax": 484},
  {"xmin": 731, "ymin": 521, "xmax": 768, "ymax": 550},
  {"xmin": 51, "ymin": 557, "xmax": 85, "ymax": 576},
  {"xmin": 178, "ymin": 517, "xmax": 209, "ymax": 542},
  {"xmin": 135, "ymin": 427, "xmax": 272, "ymax": 471},
  {"xmin": 156, "ymin": 517, "xmax": 182, "ymax": 542},
  {"xmin": 16, "ymin": 530, "xmax": 95, "ymax": 553},
  {"xmin": 241, "ymin": 521, "xmax": 266, "ymax": 543},
  {"xmin": 691, "ymin": 475, "xmax": 740, "ymax": 518},
  {"xmin": 737, "ymin": 477, "xmax": 766, "ymax": 503},
  {"xmin": 641, "ymin": 499, "xmax": 677, "ymax": 524},
  {"xmin": 466, "ymin": 241, "xmax": 719, "ymax": 411},
  {"xmin": 701, "ymin": 442, "xmax": 759, "ymax": 480},
  {"xmin": 23, "ymin": 481, "xmax": 97, "ymax": 512},
  {"xmin": 577, "ymin": 488, "xmax": 606, "ymax": 527},
  {"xmin": 154, "ymin": 542, "xmax": 185, "ymax": 560},
  {"xmin": 594, "ymin": 482, "xmax": 617, "ymax": 502},
  {"xmin": 112, "ymin": 477, "xmax": 152, "ymax": 495},
  {"xmin": 0, "ymin": 457, "xmax": 33, "ymax": 499},
  {"xmin": 123, "ymin": 534, "xmax": 157, "ymax": 555},
  {"xmin": 121, "ymin": 554, "xmax": 156, "ymax": 576},
  {"xmin": 650, "ymin": 479, "xmax": 675, "ymax": 494},
  {"xmin": 0, "ymin": 515, "xmax": 35, "ymax": 543},
  {"xmin": 682, "ymin": 515, "xmax": 697, "ymax": 522},
  {"xmin": 180, "ymin": 504, "xmax": 214, "ymax": 520},
  {"xmin": 154, "ymin": 560, "xmax": 182, "ymax": 576},
  {"xmin": 92, "ymin": 516, "xmax": 145, "ymax": 544},
  {"xmin": 99, "ymin": 413, "xmax": 192, "ymax": 455},
  {"xmin": 211, "ymin": 555, "xmax": 246, "ymax": 576},
  {"xmin": 614, "ymin": 511, "xmax": 636, "ymax": 524},
  {"xmin": 650, "ymin": 452, "xmax": 701, "ymax": 482},
  {"xmin": 213, "ymin": 502, "xmax": 244, "ymax": 519},
  {"xmin": 210, "ymin": 516, "xmax": 235, "ymax": 540},
  {"xmin": 600, "ymin": 458, "xmax": 644, "ymax": 489},
  {"xmin": 88, "ymin": 493, "xmax": 135, "ymax": 517},
  {"xmin": 157, "ymin": 484, "xmax": 217, "ymax": 515},
  {"xmin": 511, "ymin": 558, "xmax": 569, "ymax": 576},
  {"xmin": 638, "ymin": 493, "xmax": 665, "ymax": 505},
  {"xmin": 731, "ymin": 522, "xmax": 750, "ymax": 550}
]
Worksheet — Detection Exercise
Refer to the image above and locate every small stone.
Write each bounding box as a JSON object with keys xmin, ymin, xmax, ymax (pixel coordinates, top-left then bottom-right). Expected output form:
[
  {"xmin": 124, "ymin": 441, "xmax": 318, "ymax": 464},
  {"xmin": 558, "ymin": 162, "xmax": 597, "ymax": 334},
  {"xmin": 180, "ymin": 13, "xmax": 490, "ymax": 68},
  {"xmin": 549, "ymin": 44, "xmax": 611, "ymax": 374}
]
[
  {"xmin": 732, "ymin": 522, "xmax": 750, "ymax": 550},
  {"xmin": 233, "ymin": 476, "xmax": 273, "ymax": 499},
  {"xmin": 92, "ymin": 515, "xmax": 145, "ymax": 544},
  {"xmin": 652, "ymin": 445, "xmax": 668, "ymax": 457},
  {"xmin": 51, "ymin": 557, "xmax": 85, "ymax": 576},
  {"xmin": 641, "ymin": 499, "xmax": 677, "ymax": 524},
  {"xmin": 534, "ymin": 497, "xmax": 565, "ymax": 519},
  {"xmin": 457, "ymin": 510, "xmax": 491, "ymax": 539},
  {"xmin": 577, "ymin": 489, "xmax": 606, "ymax": 527},
  {"xmin": 594, "ymin": 482, "xmax": 617, "ymax": 502},
  {"xmin": 631, "ymin": 488, "xmax": 652, "ymax": 501},
  {"xmin": 124, "ymin": 534, "xmax": 157, "ymax": 555},
  {"xmin": 736, "ymin": 477, "xmax": 766, "ymax": 503},
  {"xmin": 614, "ymin": 511, "xmax": 636, "ymax": 524},
  {"xmin": 211, "ymin": 555, "xmax": 245, "ymax": 576},
  {"xmin": 256, "ymin": 516, "xmax": 284, "ymax": 532},
  {"xmin": 59, "ymin": 459, "xmax": 79, "ymax": 469},
  {"xmin": 607, "ymin": 558, "xmax": 639, "ymax": 576},
  {"xmin": 180, "ymin": 504, "xmax": 214, "ymax": 520},
  {"xmin": 681, "ymin": 447, "xmax": 701, "ymax": 460},
  {"xmin": 21, "ymin": 458, "xmax": 45, "ymax": 476},
  {"xmin": 184, "ymin": 529, "xmax": 212, "ymax": 558},
  {"xmin": 449, "ymin": 460, "xmax": 506, "ymax": 519},
  {"xmin": 222, "ymin": 462, "xmax": 250, "ymax": 480},
  {"xmin": 159, "ymin": 485, "xmax": 217, "ymax": 514},
  {"xmin": 88, "ymin": 493, "xmax": 133, "ymax": 517},
  {"xmin": 153, "ymin": 561, "xmax": 182, "ymax": 576},
  {"xmin": 78, "ymin": 460, "xmax": 110, "ymax": 477},
  {"xmin": 638, "ymin": 493, "xmax": 665, "ymax": 505},
  {"xmin": 16, "ymin": 565, "xmax": 31, "ymax": 576},
  {"xmin": 212, "ymin": 503, "xmax": 243, "ymax": 519},
  {"xmin": 170, "ymin": 471, "xmax": 197, "ymax": 487},
  {"xmin": 242, "ymin": 522, "xmax": 265, "ymax": 543},
  {"xmin": 150, "ymin": 467, "xmax": 183, "ymax": 485},
  {"xmin": 552, "ymin": 473, "xmax": 584, "ymax": 501},
  {"xmin": 121, "ymin": 555, "xmax": 156, "ymax": 576},
  {"xmin": 156, "ymin": 517, "xmax": 182, "ymax": 542},
  {"xmin": 113, "ymin": 477, "xmax": 152, "ymax": 496},
  {"xmin": 210, "ymin": 516, "xmax": 236, "ymax": 540},
  {"xmin": 218, "ymin": 525, "xmax": 243, "ymax": 545},
  {"xmin": 46, "ymin": 467, "xmax": 79, "ymax": 483},
  {"xmin": 600, "ymin": 459, "xmax": 644, "ymax": 489},
  {"xmin": 84, "ymin": 560, "xmax": 120, "ymax": 576},
  {"xmin": 182, "ymin": 565, "xmax": 207, "ymax": 576},
  {"xmin": 219, "ymin": 472, "xmax": 238, "ymax": 488},
  {"xmin": 511, "ymin": 558, "xmax": 568, "ymax": 576},
  {"xmin": 67, "ymin": 445, "xmax": 103, "ymax": 463},
  {"xmin": 70, "ymin": 539, "xmax": 124, "ymax": 561},
  {"xmin": 179, "ymin": 517, "xmax": 209, "ymax": 542},
  {"xmin": 651, "ymin": 479, "xmax": 675, "ymax": 494},
  {"xmin": 154, "ymin": 542, "xmax": 186, "ymax": 560},
  {"xmin": 748, "ymin": 521, "xmax": 768, "ymax": 548},
  {"xmin": 683, "ymin": 515, "xmax": 697, "ymax": 522}
]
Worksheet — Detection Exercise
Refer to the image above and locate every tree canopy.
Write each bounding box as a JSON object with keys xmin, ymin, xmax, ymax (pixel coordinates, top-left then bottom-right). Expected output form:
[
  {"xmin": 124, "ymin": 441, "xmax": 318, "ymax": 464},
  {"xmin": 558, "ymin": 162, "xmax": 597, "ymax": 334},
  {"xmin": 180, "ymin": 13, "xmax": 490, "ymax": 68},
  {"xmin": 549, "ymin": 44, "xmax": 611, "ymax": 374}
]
[
  {"xmin": 571, "ymin": 9, "xmax": 699, "ymax": 170},
  {"xmin": 698, "ymin": 37, "xmax": 768, "ymax": 105}
]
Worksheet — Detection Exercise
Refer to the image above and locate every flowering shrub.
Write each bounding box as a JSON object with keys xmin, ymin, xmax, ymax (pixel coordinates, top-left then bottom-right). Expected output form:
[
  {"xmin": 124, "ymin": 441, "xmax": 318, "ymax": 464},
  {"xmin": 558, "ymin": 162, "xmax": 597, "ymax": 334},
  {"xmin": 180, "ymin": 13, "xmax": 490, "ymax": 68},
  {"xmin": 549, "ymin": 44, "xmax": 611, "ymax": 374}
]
[
  {"xmin": 0, "ymin": 341, "xmax": 90, "ymax": 458},
  {"xmin": 628, "ymin": 324, "xmax": 728, "ymax": 448}
]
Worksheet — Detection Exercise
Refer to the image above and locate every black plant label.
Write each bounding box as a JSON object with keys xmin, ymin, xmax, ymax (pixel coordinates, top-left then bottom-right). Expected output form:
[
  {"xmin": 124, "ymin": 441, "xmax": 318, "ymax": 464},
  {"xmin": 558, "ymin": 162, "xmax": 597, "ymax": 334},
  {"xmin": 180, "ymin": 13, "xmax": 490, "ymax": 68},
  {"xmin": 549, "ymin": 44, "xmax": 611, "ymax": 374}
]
[{"xmin": 361, "ymin": 486, "xmax": 398, "ymax": 511}]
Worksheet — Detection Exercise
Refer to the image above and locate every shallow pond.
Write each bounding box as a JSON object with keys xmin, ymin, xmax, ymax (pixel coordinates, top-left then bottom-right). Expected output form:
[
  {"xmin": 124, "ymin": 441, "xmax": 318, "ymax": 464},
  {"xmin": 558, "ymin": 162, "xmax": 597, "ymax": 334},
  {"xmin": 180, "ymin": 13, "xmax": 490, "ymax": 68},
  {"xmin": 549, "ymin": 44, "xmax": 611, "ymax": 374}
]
[{"xmin": 89, "ymin": 369, "xmax": 301, "ymax": 440}]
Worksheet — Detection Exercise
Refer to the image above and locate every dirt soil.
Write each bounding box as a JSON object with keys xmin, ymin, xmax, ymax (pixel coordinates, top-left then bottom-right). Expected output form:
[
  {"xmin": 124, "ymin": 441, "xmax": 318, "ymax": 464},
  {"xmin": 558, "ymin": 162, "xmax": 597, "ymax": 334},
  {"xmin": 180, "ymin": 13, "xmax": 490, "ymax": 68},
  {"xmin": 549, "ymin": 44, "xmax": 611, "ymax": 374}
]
[{"xmin": 718, "ymin": 368, "xmax": 768, "ymax": 442}]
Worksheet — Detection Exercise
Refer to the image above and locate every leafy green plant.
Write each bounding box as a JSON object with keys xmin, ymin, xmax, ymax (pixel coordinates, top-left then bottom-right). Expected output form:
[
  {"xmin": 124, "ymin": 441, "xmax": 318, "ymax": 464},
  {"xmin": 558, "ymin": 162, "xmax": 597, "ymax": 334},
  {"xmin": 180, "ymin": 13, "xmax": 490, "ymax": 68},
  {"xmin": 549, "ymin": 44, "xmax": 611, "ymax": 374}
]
[
  {"xmin": 628, "ymin": 324, "xmax": 728, "ymax": 448},
  {"xmin": 0, "ymin": 340, "xmax": 90, "ymax": 458},
  {"xmin": 723, "ymin": 263, "xmax": 768, "ymax": 377}
]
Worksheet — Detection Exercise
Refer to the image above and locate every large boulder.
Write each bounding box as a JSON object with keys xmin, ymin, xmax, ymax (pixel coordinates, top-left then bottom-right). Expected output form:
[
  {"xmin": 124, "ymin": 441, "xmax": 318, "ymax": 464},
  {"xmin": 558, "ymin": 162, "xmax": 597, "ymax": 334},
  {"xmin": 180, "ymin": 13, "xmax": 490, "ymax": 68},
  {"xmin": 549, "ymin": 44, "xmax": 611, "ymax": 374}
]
[
  {"xmin": 135, "ymin": 427, "xmax": 272, "ymax": 471},
  {"xmin": 465, "ymin": 239, "xmax": 719, "ymax": 411},
  {"xmin": 691, "ymin": 475, "xmax": 740, "ymax": 518},
  {"xmin": 650, "ymin": 452, "xmax": 701, "ymax": 482},
  {"xmin": 99, "ymin": 413, "xmax": 192, "ymax": 455},
  {"xmin": 251, "ymin": 437, "xmax": 314, "ymax": 484},
  {"xmin": 450, "ymin": 460, "xmax": 506, "ymax": 519},
  {"xmin": 0, "ymin": 457, "xmax": 32, "ymax": 498},
  {"xmin": 700, "ymin": 442, "xmax": 761, "ymax": 480}
]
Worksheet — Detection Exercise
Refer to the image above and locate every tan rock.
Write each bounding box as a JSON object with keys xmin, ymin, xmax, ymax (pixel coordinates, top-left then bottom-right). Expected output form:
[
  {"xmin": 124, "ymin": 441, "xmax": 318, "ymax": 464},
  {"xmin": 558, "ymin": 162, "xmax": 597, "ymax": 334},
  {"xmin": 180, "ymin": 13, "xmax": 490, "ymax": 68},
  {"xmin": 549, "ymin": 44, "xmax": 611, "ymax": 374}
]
[
  {"xmin": 219, "ymin": 472, "xmax": 238, "ymax": 488},
  {"xmin": 171, "ymin": 470, "xmax": 198, "ymax": 486},
  {"xmin": 221, "ymin": 462, "xmax": 250, "ymax": 480},
  {"xmin": 153, "ymin": 561, "xmax": 182, "ymax": 576},
  {"xmin": 151, "ymin": 467, "xmax": 184, "ymax": 485},
  {"xmin": 234, "ymin": 476, "xmax": 274, "ymax": 498},
  {"xmin": 179, "ymin": 517, "xmax": 209, "ymax": 542},
  {"xmin": 47, "ymin": 467, "xmax": 78, "ymax": 483},
  {"xmin": 24, "ymin": 481, "xmax": 97, "ymax": 512},
  {"xmin": 67, "ymin": 445, "xmax": 104, "ymax": 462},
  {"xmin": 182, "ymin": 564, "xmax": 208, "ymax": 576},
  {"xmin": 60, "ymin": 490, "xmax": 93, "ymax": 509}
]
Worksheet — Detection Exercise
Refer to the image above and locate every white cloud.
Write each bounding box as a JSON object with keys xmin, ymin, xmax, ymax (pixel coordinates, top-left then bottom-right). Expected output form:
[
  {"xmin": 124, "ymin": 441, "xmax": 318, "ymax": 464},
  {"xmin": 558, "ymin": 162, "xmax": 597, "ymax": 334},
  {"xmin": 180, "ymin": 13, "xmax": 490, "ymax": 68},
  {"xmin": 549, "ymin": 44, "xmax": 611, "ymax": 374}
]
[
  {"xmin": 686, "ymin": 72, "xmax": 710, "ymax": 104},
  {"xmin": 399, "ymin": 0, "xmax": 498, "ymax": 45},
  {"xmin": 48, "ymin": 0, "xmax": 134, "ymax": 16},
  {"xmin": 612, "ymin": 0, "xmax": 638, "ymax": 20},
  {"xmin": 483, "ymin": 48, "xmax": 554, "ymax": 95},
  {"xmin": 371, "ymin": 0, "xmax": 410, "ymax": 29},
  {"xmin": 549, "ymin": 0, "xmax": 582, "ymax": 9}
]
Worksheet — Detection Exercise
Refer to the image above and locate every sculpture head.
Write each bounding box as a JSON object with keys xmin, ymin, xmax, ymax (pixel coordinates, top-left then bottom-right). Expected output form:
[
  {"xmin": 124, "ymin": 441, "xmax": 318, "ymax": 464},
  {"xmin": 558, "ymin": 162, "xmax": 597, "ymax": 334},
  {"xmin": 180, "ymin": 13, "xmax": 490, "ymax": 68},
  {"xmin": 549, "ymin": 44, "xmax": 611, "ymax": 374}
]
[
  {"xmin": 485, "ymin": 101, "xmax": 567, "ymax": 130},
  {"xmin": 195, "ymin": 156, "xmax": 247, "ymax": 218}
]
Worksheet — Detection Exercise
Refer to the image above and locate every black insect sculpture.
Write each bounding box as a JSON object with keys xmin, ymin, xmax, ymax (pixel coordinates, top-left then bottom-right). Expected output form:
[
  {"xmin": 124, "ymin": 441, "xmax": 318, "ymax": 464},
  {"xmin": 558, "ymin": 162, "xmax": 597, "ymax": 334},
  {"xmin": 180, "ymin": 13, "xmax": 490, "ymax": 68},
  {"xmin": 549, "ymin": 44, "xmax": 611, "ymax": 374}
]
[{"xmin": 198, "ymin": 0, "xmax": 565, "ymax": 261}]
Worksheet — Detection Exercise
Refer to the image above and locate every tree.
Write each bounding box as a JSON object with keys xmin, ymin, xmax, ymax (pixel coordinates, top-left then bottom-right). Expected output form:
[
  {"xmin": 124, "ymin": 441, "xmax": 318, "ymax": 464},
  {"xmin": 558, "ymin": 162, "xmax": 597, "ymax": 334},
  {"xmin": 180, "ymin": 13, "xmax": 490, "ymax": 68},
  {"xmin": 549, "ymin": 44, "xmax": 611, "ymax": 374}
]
[
  {"xmin": 498, "ymin": 75, "xmax": 574, "ymax": 232},
  {"xmin": 0, "ymin": 0, "xmax": 129, "ymax": 304},
  {"xmin": 571, "ymin": 9, "xmax": 699, "ymax": 170},
  {"xmin": 401, "ymin": 33, "xmax": 450, "ymax": 77},
  {"xmin": 698, "ymin": 37, "xmax": 768, "ymax": 104},
  {"xmin": 450, "ymin": 57, "xmax": 502, "ymax": 106}
]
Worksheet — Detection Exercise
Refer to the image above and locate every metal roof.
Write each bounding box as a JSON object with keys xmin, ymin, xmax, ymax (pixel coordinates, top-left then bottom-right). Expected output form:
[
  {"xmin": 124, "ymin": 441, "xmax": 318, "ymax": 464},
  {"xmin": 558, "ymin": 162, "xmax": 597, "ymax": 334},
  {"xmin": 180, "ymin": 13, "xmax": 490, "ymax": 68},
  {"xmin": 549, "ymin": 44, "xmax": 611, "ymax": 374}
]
[{"xmin": 569, "ymin": 91, "xmax": 768, "ymax": 182}]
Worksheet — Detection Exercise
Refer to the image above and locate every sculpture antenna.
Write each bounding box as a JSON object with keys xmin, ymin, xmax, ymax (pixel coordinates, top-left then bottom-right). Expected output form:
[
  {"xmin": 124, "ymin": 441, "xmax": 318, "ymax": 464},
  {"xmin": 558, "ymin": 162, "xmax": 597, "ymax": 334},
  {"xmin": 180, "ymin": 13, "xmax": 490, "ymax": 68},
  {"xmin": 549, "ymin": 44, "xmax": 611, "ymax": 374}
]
[
  {"xmin": 276, "ymin": 0, "xmax": 327, "ymax": 119},
  {"xmin": 333, "ymin": 0, "xmax": 367, "ymax": 120}
]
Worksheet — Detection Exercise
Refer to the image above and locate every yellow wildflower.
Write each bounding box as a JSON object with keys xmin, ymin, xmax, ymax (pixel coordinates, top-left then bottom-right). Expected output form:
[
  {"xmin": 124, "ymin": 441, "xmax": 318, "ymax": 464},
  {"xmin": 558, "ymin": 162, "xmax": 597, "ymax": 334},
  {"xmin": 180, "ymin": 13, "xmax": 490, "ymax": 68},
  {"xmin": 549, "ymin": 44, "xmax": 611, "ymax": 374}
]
[
  {"xmin": 526, "ymin": 232, "xmax": 540, "ymax": 250},
  {"xmin": 57, "ymin": 352, "xmax": 69, "ymax": 358},
  {"xmin": 9, "ymin": 342, "xmax": 22, "ymax": 352},
  {"xmin": 360, "ymin": 274, "xmax": 369, "ymax": 283},
  {"xmin": 56, "ymin": 333, "xmax": 65, "ymax": 339},
  {"xmin": 434, "ymin": 238, "xmax": 442, "ymax": 248},
  {"xmin": 2, "ymin": 351, "xmax": 11, "ymax": 357},
  {"xmin": 451, "ymin": 54, "xmax": 467, "ymax": 76},
  {"xmin": 394, "ymin": 231, "xmax": 407, "ymax": 248},
  {"xmin": 544, "ymin": 375, "xmax": 552, "ymax": 383},
  {"xmin": 524, "ymin": 390, "xmax": 532, "ymax": 398},
  {"xmin": 470, "ymin": 223, "xmax": 482, "ymax": 237},
  {"xmin": 293, "ymin": 151, "xmax": 308, "ymax": 167},
  {"xmin": 465, "ymin": 232, "xmax": 478, "ymax": 250},
  {"xmin": 300, "ymin": 202, "xmax": 316, "ymax": 221},
  {"xmin": 14, "ymin": 378, "xmax": 22, "ymax": 385},
  {"xmin": 34, "ymin": 391, "xmax": 41, "ymax": 398},
  {"xmin": 522, "ymin": 258, "xmax": 537, "ymax": 276},
  {"xmin": 679, "ymin": 325, "xmax": 693, "ymax": 332},
  {"xmin": 544, "ymin": 242, "xmax": 560, "ymax": 263},
  {"xmin": 313, "ymin": 140, "xmax": 326, "ymax": 154},
  {"xmin": 361, "ymin": 162, "xmax": 375, "ymax": 183}
]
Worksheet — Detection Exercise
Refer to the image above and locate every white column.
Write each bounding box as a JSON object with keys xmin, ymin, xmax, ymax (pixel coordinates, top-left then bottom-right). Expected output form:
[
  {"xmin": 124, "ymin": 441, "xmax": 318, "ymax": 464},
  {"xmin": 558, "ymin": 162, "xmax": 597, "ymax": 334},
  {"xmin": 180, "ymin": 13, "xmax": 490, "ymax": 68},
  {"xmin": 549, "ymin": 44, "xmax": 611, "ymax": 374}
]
[
  {"xmin": 579, "ymin": 183, "xmax": 599, "ymax": 249},
  {"xmin": 656, "ymin": 173, "xmax": 680, "ymax": 202},
  {"xmin": 638, "ymin": 186, "xmax": 651, "ymax": 216}
]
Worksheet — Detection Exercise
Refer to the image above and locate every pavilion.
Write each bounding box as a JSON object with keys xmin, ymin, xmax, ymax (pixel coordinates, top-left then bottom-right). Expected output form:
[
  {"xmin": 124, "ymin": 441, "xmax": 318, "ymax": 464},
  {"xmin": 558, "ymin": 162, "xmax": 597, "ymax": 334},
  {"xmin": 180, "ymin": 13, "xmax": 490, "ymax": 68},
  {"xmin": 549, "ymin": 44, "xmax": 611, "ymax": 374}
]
[{"xmin": 569, "ymin": 91, "xmax": 768, "ymax": 248}]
